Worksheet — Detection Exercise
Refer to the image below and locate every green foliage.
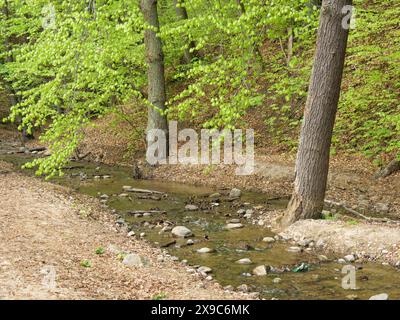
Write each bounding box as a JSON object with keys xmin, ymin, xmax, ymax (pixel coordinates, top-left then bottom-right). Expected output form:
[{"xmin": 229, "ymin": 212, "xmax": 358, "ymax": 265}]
[
  {"xmin": 152, "ymin": 292, "xmax": 167, "ymax": 300},
  {"xmin": 95, "ymin": 246, "xmax": 105, "ymax": 255},
  {"xmin": 80, "ymin": 259, "xmax": 92, "ymax": 268},
  {"xmin": 116, "ymin": 252, "xmax": 127, "ymax": 261},
  {"xmin": 165, "ymin": 0, "xmax": 318, "ymax": 130},
  {"xmin": 346, "ymin": 220, "xmax": 359, "ymax": 226},
  {"xmin": 336, "ymin": 0, "xmax": 400, "ymax": 162},
  {"xmin": 1, "ymin": 0, "xmax": 146, "ymax": 177},
  {"xmin": 0, "ymin": 0, "xmax": 398, "ymax": 177}
]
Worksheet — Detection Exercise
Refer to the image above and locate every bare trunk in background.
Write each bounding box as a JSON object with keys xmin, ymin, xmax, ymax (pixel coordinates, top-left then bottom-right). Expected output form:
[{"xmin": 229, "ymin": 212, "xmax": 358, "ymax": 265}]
[
  {"xmin": 141, "ymin": 0, "xmax": 169, "ymax": 157},
  {"xmin": 173, "ymin": 0, "xmax": 196, "ymax": 64}
]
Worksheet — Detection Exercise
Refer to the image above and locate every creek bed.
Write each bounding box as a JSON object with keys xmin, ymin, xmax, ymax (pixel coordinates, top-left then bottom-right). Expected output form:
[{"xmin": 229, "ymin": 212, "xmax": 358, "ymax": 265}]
[{"xmin": 1, "ymin": 153, "xmax": 400, "ymax": 300}]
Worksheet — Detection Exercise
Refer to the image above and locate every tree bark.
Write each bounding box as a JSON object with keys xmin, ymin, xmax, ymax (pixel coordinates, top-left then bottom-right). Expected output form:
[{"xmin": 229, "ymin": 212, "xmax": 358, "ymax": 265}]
[
  {"xmin": 2, "ymin": 0, "xmax": 16, "ymax": 103},
  {"xmin": 173, "ymin": 0, "xmax": 196, "ymax": 64},
  {"xmin": 2, "ymin": 0, "xmax": 32, "ymax": 141},
  {"xmin": 281, "ymin": 0, "xmax": 352, "ymax": 227},
  {"xmin": 141, "ymin": 0, "xmax": 168, "ymax": 154}
]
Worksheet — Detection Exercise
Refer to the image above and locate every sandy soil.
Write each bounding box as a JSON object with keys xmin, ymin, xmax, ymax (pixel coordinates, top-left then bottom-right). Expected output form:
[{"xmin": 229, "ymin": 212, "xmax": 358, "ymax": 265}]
[
  {"xmin": 0, "ymin": 161, "xmax": 250, "ymax": 300},
  {"xmin": 275, "ymin": 214, "xmax": 400, "ymax": 265},
  {"xmin": 259, "ymin": 210, "xmax": 400, "ymax": 267}
]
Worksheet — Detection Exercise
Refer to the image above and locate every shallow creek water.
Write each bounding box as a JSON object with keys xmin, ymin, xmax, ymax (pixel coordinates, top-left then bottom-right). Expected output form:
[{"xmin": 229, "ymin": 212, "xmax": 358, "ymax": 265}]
[{"xmin": 1, "ymin": 153, "xmax": 400, "ymax": 300}]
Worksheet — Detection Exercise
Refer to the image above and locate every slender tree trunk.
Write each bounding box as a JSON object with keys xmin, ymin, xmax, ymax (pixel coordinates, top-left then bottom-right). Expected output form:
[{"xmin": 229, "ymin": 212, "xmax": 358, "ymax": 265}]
[
  {"xmin": 2, "ymin": 0, "xmax": 32, "ymax": 141},
  {"xmin": 141, "ymin": 0, "xmax": 168, "ymax": 155},
  {"xmin": 2, "ymin": 0, "xmax": 18, "ymax": 106},
  {"xmin": 281, "ymin": 0, "xmax": 352, "ymax": 227},
  {"xmin": 173, "ymin": 0, "xmax": 196, "ymax": 64}
]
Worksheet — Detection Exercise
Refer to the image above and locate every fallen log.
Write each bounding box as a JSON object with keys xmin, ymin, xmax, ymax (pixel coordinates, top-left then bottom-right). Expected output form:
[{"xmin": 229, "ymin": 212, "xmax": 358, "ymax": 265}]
[{"xmin": 122, "ymin": 186, "xmax": 164, "ymax": 195}]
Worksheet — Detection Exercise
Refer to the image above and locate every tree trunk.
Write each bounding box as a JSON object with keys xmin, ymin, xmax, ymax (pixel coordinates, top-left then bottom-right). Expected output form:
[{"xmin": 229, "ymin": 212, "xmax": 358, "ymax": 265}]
[
  {"xmin": 173, "ymin": 0, "xmax": 196, "ymax": 64},
  {"xmin": 281, "ymin": 0, "xmax": 352, "ymax": 227},
  {"xmin": 2, "ymin": 0, "xmax": 32, "ymax": 142},
  {"xmin": 141, "ymin": 0, "xmax": 168, "ymax": 154}
]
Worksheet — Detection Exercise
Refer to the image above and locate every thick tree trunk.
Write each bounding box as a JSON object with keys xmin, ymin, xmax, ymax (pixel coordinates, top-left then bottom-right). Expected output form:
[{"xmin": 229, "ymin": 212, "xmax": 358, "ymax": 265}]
[
  {"xmin": 281, "ymin": 0, "xmax": 352, "ymax": 227},
  {"xmin": 141, "ymin": 0, "xmax": 168, "ymax": 154},
  {"xmin": 173, "ymin": 0, "xmax": 196, "ymax": 64}
]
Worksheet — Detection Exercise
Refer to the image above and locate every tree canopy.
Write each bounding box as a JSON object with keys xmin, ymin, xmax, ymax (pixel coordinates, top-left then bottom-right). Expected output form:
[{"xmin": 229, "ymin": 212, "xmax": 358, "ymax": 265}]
[{"xmin": 0, "ymin": 0, "xmax": 398, "ymax": 177}]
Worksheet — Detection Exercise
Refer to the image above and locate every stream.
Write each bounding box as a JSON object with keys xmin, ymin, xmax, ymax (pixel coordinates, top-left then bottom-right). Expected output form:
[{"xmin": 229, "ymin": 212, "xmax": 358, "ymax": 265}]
[{"xmin": 1, "ymin": 150, "xmax": 399, "ymax": 300}]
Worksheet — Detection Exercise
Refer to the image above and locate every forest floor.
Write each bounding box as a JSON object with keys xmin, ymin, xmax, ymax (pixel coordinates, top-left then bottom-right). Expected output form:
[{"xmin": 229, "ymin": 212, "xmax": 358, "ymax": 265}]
[{"xmin": 0, "ymin": 160, "xmax": 249, "ymax": 300}]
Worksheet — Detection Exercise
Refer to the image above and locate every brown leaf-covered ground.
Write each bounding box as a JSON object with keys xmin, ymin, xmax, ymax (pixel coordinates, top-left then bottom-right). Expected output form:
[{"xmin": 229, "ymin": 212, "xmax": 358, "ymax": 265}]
[{"xmin": 0, "ymin": 161, "xmax": 249, "ymax": 300}]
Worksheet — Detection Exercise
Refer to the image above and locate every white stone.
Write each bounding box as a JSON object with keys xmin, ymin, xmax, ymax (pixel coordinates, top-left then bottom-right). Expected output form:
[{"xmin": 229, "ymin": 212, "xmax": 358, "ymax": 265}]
[
  {"xmin": 262, "ymin": 237, "xmax": 275, "ymax": 243},
  {"xmin": 272, "ymin": 277, "xmax": 282, "ymax": 284},
  {"xmin": 119, "ymin": 193, "xmax": 129, "ymax": 197},
  {"xmin": 236, "ymin": 258, "xmax": 252, "ymax": 265},
  {"xmin": 171, "ymin": 226, "xmax": 193, "ymax": 238},
  {"xmin": 229, "ymin": 188, "xmax": 242, "ymax": 198},
  {"xmin": 252, "ymin": 265, "xmax": 267, "ymax": 276},
  {"xmin": 198, "ymin": 266, "xmax": 212, "ymax": 273},
  {"xmin": 344, "ymin": 254, "xmax": 355, "ymax": 262},
  {"xmin": 185, "ymin": 204, "xmax": 199, "ymax": 211},
  {"xmin": 226, "ymin": 223, "xmax": 244, "ymax": 229},
  {"xmin": 318, "ymin": 255, "xmax": 329, "ymax": 262},
  {"xmin": 287, "ymin": 246, "xmax": 302, "ymax": 253},
  {"xmin": 197, "ymin": 247, "xmax": 214, "ymax": 254},
  {"xmin": 369, "ymin": 293, "xmax": 388, "ymax": 300}
]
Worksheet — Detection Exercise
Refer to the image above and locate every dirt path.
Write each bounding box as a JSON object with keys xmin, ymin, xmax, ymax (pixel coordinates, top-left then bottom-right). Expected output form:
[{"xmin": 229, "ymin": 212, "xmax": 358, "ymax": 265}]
[{"xmin": 0, "ymin": 161, "xmax": 249, "ymax": 300}]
